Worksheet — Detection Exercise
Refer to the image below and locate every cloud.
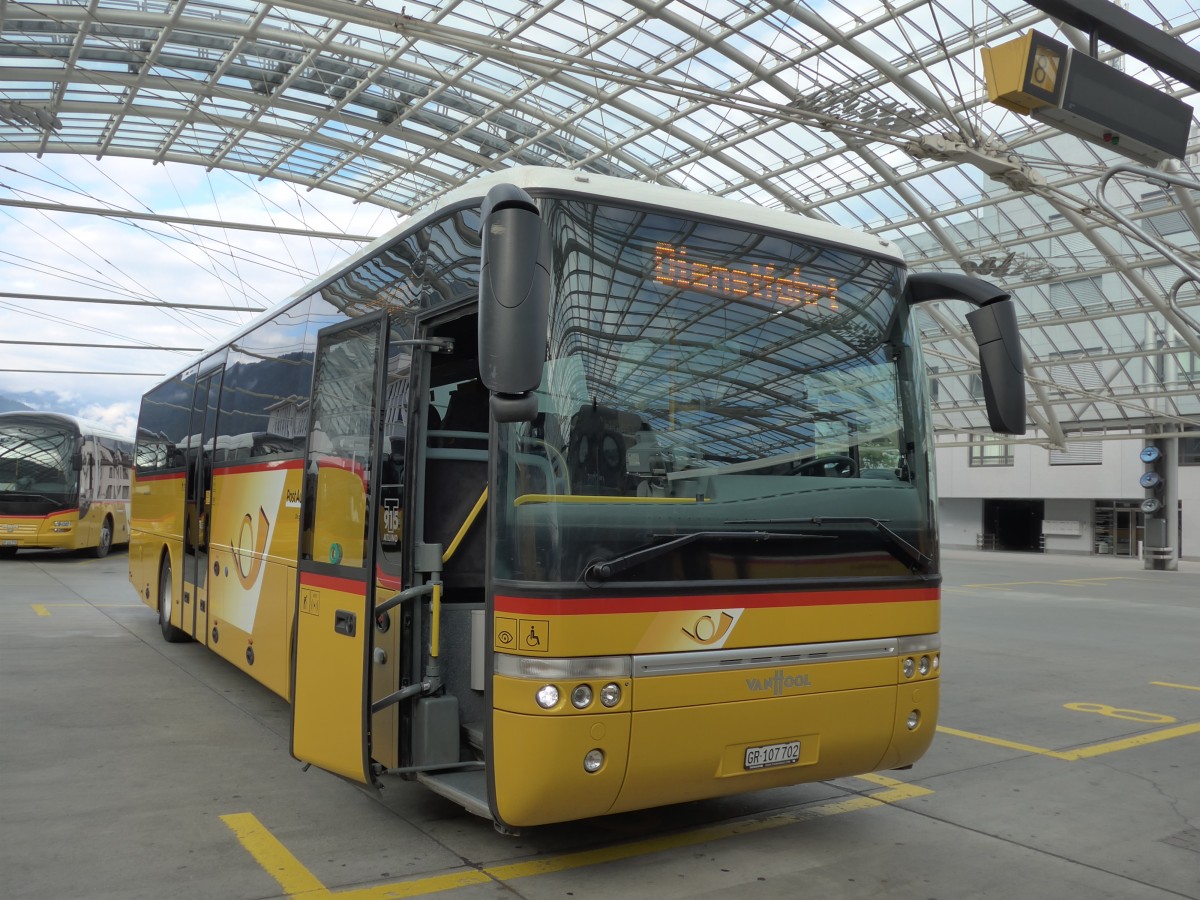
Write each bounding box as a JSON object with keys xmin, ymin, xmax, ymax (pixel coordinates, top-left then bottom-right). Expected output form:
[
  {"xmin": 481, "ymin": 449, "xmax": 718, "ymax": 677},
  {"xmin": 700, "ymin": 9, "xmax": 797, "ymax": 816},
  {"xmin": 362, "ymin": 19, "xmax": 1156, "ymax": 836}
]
[
  {"xmin": 78, "ymin": 401, "xmax": 140, "ymax": 439},
  {"xmin": 0, "ymin": 155, "xmax": 399, "ymax": 418}
]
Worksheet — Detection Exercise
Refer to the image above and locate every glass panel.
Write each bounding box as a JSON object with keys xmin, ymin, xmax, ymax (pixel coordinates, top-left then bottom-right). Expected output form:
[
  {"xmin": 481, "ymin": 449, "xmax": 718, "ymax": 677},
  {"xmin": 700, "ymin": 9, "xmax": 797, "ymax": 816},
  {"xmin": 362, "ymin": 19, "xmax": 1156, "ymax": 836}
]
[
  {"xmin": 378, "ymin": 320, "xmax": 414, "ymax": 566},
  {"xmin": 301, "ymin": 321, "xmax": 383, "ymax": 570},
  {"xmin": 217, "ymin": 296, "xmax": 313, "ymax": 464},
  {"xmin": 136, "ymin": 372, "xmax": 194, "ymax": 474},
  {"xmin": 494, "ymin": 197, "xmax": 929, "ymax": 586},
  {"xmin": 0, "ymin": 418, "xmax": 80, "ymax": 515}
]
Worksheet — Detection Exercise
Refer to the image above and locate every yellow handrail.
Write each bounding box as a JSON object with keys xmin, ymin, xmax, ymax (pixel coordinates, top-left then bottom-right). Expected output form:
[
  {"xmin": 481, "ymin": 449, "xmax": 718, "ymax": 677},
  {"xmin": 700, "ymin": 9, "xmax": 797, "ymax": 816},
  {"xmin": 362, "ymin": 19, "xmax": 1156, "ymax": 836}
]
[
  {"xmin": 442, "ymin": 486, "xmax": 488, "ymax": 563},
  {"xmin": 430, "ymin": 581, "xmax": 441, "ymax": 659},
  {"xmin": 513, "ymin": 493, "xmax": 704, "ymax": 506}
]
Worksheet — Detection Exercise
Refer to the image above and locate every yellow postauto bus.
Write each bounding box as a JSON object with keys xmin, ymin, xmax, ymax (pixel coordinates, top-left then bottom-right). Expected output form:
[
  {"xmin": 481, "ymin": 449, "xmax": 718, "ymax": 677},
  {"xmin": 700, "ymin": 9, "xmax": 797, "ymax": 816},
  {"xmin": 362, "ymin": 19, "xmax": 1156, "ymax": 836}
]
[
  {"xmin": 0, "ymin": 411, "xmax": 132, "ymax": 559},
  {"xmin": 129, "ymin": 167, "xmax": 1025, "ymax": 831}
]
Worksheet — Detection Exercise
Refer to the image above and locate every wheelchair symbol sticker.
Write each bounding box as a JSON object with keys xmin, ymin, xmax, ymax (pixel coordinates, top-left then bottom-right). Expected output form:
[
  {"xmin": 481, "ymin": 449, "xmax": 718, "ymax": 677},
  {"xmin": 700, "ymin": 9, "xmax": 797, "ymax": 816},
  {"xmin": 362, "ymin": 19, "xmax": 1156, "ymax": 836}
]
[{"xmin": 519, "ymin": 618, "xmax": 549, "ymax": 653}]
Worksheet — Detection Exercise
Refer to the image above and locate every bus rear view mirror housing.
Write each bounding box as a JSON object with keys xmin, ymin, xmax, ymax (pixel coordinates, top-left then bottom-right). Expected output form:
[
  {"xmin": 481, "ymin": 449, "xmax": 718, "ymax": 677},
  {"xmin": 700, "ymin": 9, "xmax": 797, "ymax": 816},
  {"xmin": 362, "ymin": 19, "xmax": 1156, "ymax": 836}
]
[
  {"xmin": 905, "ymin": 271, "xmax": 1026, "ymax": 436},
  {"xmin": 477, "ymin": 183, "xmax": 551, "ymax": 423}
]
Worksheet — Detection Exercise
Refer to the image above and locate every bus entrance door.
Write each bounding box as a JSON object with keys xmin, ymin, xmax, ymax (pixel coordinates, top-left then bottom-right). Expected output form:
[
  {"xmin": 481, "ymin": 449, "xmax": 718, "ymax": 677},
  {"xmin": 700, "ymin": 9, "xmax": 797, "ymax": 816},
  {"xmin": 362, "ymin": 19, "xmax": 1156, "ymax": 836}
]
[
  {"xmin": 290, "ymin": 311, "xmax": 389, "ymax": 784},
  {"xmin": 184, "ymin": 366, "xmax": 221, "ymax": 640}
]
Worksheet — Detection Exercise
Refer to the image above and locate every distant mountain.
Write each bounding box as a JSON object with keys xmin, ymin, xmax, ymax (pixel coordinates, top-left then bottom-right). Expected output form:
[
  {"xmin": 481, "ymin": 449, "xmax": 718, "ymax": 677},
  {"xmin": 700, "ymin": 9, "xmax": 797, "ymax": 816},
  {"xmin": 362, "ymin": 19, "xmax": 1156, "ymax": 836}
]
[
  {"xmin": 0, "ymin": 391, "xmax": 73, "ymax": 415},
  {"xmin": 0, "ymin": 393, "xmax": 36, "ymax": 413}
]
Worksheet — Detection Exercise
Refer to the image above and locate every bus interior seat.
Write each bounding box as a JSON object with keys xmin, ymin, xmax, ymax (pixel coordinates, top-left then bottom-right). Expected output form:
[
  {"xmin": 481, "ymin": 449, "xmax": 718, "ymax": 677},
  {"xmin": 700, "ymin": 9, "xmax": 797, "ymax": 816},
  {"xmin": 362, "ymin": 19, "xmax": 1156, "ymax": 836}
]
[
  {"xmin": 440, "ymin": 379, "xmax": 489, "ymax": 440},
  {"xmin": 567, "ymin": 404, "xmax": 627, "ymax": 495}
]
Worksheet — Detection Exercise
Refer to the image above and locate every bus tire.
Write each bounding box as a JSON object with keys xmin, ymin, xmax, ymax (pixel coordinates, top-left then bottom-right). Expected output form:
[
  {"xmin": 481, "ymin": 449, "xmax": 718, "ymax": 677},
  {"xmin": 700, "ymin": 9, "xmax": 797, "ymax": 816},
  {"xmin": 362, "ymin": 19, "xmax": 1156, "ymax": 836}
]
[
  {"xmin": 158, "ymin": 555, "xmax": 189, "ymax": 643},
  {"xmin": 90, "ymin": 516, "xmax": 114, "ymax": 559}
]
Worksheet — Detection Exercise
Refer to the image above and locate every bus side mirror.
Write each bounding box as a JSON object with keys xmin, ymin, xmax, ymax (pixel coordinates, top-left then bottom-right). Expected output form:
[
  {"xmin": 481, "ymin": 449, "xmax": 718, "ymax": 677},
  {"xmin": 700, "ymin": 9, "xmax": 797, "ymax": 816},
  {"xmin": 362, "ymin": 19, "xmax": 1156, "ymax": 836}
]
[
  {"xmin": 905, "ymin": 271, "xmax": 1027, "ymax": 436},
  {"xmin": 71, "ymin": 449, "xmax": 84, "ymax": 470},
  {"xmin": 477, "ymin": 183, "xmax": 551, "ymax": 423}
]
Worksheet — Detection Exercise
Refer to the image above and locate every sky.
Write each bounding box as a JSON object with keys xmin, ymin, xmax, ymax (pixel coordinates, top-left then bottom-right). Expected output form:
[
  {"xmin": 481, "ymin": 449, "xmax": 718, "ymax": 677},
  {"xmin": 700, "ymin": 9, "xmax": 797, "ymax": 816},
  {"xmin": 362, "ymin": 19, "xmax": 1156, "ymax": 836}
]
[{"xmin": 0, "ymin": 154, "xmax": 405, "ymax": 437}]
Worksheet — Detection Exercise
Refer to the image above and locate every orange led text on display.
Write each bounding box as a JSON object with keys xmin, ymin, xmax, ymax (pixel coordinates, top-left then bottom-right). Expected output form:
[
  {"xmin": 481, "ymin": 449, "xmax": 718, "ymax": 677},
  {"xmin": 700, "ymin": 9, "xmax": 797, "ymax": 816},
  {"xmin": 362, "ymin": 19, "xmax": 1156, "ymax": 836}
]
[{"xmin": 654, "ymin": 243, "xmax": 838, "ymax": 310}]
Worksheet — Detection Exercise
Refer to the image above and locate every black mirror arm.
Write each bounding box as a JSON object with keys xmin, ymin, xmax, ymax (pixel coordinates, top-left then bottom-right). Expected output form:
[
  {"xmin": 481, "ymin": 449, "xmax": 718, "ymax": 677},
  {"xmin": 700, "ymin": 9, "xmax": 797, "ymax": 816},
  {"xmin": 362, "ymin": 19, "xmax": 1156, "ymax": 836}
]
[{"xmin": 905, "ymin": 271, "xmax": 1027, "ymax": 437}]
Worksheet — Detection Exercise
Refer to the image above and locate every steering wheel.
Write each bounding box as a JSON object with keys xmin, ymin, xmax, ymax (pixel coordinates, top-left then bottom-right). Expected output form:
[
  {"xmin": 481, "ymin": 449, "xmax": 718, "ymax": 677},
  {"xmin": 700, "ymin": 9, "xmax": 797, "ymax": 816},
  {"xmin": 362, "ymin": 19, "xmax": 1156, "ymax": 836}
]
[{"xmin": 791, "ymin": 455, "xmax": 858, "ymax": 478}]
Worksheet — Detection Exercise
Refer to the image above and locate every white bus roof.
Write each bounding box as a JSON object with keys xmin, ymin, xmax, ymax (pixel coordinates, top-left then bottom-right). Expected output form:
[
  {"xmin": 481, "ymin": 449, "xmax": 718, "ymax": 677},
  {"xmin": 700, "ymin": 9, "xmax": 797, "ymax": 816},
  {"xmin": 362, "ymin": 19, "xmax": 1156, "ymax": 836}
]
[
  {"xmin": 424, "ymin": 167, "xmax": 902, "ymax": 261},
  {"xmin": 164, "ymin": 166, "xmax": 905, "ymax": 382},
  {"xmin": 0, "ymin": 410, "xmax": 131, "ymax": 443}
]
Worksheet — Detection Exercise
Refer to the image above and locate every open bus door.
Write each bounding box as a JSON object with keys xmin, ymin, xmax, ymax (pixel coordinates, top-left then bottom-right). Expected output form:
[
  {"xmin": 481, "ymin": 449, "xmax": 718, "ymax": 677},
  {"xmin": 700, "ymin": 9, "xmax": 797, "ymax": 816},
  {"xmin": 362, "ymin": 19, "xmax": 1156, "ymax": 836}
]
[
  {"xmin": 290, "ymin": 310, "xmax": 389, "ymax": 784},
  {"xmin": 183, "ymin": 365, "xmax": 222, "ymax": 640}
]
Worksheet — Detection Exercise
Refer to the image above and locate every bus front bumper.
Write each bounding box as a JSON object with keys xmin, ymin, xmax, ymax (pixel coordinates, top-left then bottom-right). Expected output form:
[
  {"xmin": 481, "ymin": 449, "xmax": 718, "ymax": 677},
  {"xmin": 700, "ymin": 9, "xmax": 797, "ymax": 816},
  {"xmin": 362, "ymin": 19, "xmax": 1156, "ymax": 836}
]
[{"xmin": 491, "ymin": 678, "xmax": 938, "ymax": 828}]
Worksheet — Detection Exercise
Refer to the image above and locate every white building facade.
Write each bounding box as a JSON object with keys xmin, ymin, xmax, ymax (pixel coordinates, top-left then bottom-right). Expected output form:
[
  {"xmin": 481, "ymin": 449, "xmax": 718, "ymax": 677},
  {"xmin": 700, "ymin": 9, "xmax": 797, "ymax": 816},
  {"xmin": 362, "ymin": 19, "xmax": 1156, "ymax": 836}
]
[{"xmin": 936, "ymin": 433, "xmax": 1200, "ymax": 561}]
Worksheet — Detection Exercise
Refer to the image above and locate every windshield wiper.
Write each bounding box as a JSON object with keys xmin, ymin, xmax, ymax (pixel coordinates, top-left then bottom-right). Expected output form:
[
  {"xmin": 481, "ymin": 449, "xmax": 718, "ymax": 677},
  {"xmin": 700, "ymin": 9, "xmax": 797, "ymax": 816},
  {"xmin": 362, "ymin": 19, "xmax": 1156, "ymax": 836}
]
[
  {"xmin": 727, "ymin": 516, "xmax": 933, "ymax": 572},
  {"xmin": 5, "ymin": 491, "xmax": 60, "ymax": 505},
  {"xmin": 583, "ymin": 530, "xmax": 831, "ymax": 583}
]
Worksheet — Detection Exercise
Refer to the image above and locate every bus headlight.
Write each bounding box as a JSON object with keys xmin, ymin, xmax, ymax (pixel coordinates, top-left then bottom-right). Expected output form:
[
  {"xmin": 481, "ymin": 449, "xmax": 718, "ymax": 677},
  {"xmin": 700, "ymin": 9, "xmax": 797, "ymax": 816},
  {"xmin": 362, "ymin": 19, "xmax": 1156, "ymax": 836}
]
[
  {"xmin": 903, "ymin": 657, "xmax": 915, "ymax": 678},
  {"xmin": 583, "ymin": 749, "xmax": 604, "ymax": 773},
  {"xmin": 918, "ymin": 655, "xmax": 931, "ymax": 676},
  {"xmin": 906, "ymin": 710, "xmax": 921, "ymax": 730},
  {"xmin": 571, "ymin": 684, "xmax": 593, "ymax": 709},
  {"xmin": 535, "ymin": 685, "xmax": 559, "ymax": 709},
  {"xmin": 599, "ymin": 682, "xmax": 622, "ymax": 708}
]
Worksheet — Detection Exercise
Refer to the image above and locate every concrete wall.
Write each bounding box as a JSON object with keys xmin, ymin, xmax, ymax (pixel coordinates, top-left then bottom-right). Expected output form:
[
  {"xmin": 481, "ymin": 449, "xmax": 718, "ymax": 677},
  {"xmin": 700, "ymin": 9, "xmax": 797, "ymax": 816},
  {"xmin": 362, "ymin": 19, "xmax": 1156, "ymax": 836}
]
[
  {"xmin": 935, "ymin": 438, "xmax": 1200, "ymax": 559},
  {"xmin": 1042, "ymin": 498, "xmax": 1093, "ymax": 556},
  {"xmin": 938, "ymin": 497, "xmax": 982, "ymax": 550}
]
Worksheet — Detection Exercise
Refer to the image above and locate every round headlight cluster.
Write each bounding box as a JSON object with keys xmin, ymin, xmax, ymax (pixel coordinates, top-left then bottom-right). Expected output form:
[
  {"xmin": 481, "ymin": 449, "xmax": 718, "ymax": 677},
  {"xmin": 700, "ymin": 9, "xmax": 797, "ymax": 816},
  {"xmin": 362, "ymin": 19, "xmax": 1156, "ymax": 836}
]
[
  {"xmin": 902, "ymin": 653, "xmax": 939, "ymax": 679},
  {"xmin": 535, "ymin": 681, "xmax": 623, "ymax": 711}
]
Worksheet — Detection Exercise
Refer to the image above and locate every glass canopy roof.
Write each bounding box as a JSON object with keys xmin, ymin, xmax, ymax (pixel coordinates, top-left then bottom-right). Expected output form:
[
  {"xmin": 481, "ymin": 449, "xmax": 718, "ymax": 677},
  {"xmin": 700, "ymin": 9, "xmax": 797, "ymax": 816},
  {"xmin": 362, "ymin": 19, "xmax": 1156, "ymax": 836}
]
[{"xmin": 0, "ymin": 0, "xmax": 1197, "ymax": 443}]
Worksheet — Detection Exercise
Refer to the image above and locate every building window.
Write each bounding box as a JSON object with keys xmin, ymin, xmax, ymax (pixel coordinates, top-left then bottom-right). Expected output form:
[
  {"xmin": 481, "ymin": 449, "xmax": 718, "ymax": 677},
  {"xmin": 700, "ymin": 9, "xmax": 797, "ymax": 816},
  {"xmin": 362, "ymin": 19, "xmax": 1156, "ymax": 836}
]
[
  {"xmin": 1049, "ymin": 275, "xmax": 1104, "ymax": 314},
  {"xmin": 1140, "ymin": 190, "xmax": 1190, "ymax": 238},
  {"xmin": 969, "ymin": 435, "xmax": 1014, "ymax": 467},
  {"xmin": 1181, "ymin": 433, "xmax": 1200, "ymax": 466},
  {"xmin": 1049, "ymin": 440, "xmax": 1102, "ymax": 465}
]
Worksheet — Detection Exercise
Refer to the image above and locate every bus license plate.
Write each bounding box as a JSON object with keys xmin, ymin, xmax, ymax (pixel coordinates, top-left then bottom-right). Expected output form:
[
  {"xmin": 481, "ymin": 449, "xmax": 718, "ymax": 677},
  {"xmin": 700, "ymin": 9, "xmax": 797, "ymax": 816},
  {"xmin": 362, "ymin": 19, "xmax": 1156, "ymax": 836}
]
[
  {"xmin": 744, "ymin": 740, "xmax": 800, "ymax": 770},
  {"xmin": 1, "ymin": 539, "xmax": 16, "ymax": 547}
]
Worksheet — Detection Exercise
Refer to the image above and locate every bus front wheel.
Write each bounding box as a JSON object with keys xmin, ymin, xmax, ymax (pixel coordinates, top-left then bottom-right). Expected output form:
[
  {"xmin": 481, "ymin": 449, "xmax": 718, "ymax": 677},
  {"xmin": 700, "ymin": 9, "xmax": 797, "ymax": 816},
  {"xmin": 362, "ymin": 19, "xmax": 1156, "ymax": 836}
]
[
  {"xmin": 158, "ymin": 556, "xmax": 189, "ymax": 643},
  {"xmin": 90, "ymin": 517, "xmax": 114, "ymax": 559}
]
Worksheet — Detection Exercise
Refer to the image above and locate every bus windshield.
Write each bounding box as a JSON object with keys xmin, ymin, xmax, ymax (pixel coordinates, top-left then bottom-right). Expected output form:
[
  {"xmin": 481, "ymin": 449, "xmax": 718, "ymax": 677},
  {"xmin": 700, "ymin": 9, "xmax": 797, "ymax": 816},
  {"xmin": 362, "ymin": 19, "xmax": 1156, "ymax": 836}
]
[
  {"xmin": 0, "ymin": 419, "xmax": 80, "ymax": 515},
  {"xmin": 493, "ymin": 196, "xmax": 934, "ymax": 586}
]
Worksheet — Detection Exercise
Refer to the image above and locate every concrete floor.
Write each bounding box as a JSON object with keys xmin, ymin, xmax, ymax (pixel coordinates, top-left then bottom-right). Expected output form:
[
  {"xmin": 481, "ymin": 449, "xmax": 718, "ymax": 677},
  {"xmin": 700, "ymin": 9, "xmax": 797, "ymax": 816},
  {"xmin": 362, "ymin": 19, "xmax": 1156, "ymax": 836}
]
[{"xmin": 1, "ymin": 548, "xmax": 1197, "ymax": 900}]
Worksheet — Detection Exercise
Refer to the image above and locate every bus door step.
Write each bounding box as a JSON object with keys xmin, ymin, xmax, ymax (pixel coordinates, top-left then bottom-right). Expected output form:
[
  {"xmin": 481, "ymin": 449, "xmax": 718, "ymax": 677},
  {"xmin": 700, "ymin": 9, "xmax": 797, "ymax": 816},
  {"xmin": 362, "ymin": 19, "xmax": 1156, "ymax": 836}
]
[
  {"xmin": 462, "ymin": 721, "xmax": 483, "ymax": 752},
  {"xmin": 416, "ymin": 769, "xmax": 489, "ymax": 819}
]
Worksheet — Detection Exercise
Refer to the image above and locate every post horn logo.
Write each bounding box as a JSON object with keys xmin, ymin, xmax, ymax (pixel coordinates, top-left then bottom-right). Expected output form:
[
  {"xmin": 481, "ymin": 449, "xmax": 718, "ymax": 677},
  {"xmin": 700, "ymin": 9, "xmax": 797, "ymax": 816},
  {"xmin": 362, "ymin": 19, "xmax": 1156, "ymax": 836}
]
[
  {"xmin": 232, "ymin": 507, "xmax": 271, "ymax": 588},
  {"xmin": 682, "ymin": 611, "xmax": 737, "ymax": 645}
]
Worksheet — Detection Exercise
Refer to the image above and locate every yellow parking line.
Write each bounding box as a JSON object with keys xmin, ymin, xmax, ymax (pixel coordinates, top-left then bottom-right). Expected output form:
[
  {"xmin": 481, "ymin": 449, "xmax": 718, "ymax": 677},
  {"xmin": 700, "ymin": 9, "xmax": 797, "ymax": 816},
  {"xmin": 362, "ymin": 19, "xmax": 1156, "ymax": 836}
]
[
  {"xmin": 1056, "ymin": 577, "xmax": 1138, "ymax": 585},
  {"xmin": 220, "ymin": 812, "xmax": 332, "ymax": 898},
  {"xmin": 1153, "ymin": 681, "xmax": 1200, "ymax": 693},
  {"xmin": 224, "ymin": 775, "xmax": 931, "ymax": 899},
  {"xmin": 1067, "ymin": 722, "xmax": 1200, "ymax": 759},
  {"xmin": 937, "ymin": 725, "xmax": 1074, "ymax": 760},
  {"xmin": 26, "ymin": 603, "xmax": 142, "ymax": 616},
  {"xmin": 938, "ymin": 720, "xmax": 1200, "ymax": 761},
  {"xmin": 959, "ymin": 577, "xmax": 1135, "ymax": 590}
]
